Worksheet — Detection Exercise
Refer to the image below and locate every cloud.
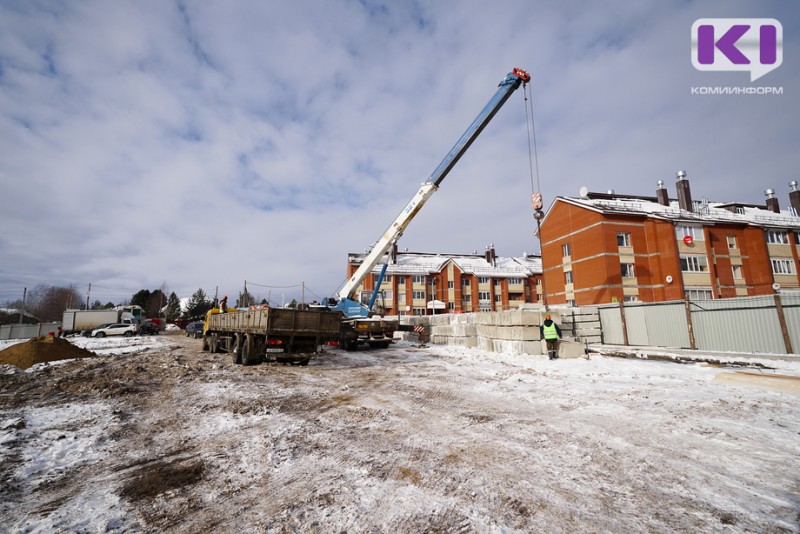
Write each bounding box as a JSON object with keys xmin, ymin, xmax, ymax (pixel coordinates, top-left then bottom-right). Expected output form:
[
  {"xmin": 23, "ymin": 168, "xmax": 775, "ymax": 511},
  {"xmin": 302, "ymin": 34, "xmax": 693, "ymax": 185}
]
[{"xmin": 0, "ymin": 0, "xmax": 797, "ymax": 306}]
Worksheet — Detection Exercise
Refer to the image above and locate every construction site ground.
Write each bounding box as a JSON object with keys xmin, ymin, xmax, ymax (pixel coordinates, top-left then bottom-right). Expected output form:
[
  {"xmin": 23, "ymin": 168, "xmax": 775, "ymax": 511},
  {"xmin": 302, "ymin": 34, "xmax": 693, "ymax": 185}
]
[{"xmin": 1, "ymin": 333, "xmax": 799, "ymax": 533}]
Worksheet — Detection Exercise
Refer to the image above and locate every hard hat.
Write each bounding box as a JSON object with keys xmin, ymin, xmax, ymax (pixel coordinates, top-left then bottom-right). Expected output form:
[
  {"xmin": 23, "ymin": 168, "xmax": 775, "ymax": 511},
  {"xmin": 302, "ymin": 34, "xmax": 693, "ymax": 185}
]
[
  {"xmin": 545, "ymin": 314, "xmax": 551, "ymax": 319},
  {"xmin": 222, "ymin": 296, "xmax": 227, "ymax": 300}
]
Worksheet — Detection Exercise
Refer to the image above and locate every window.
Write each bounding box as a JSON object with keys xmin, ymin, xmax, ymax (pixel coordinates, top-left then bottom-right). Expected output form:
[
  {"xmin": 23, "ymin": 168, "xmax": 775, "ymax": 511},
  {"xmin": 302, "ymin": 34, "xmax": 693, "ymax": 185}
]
[
  {"xmin": 727, "ymin": 235, "xmax": 737, "ymax": 250},
  {"xmin": 732, "ymin": 265, "xmax": 743, "ymax": 280},
  {"xmin": 396, "ymin": 276, "xmax": 405, "ymax": 285},
  {"xmin": 685, "ymin": 289, "xmax": 713, "ymax": 300},
  {"xmin": 624, "ymin": 296, "xmax": 638, "ymax": 302},
  {"xmin": 478, "ymin": 291, "xmax": 491, "ymax": 302},
  {"xmin": 412, "ymin": 290, "xmax": 425, "ymax": 300},
  {"xmin": 771, "ymin": 258, "xmax": 796, "ymax": 275},
  {"xmin": 617, "ymin": 232, "xmax": 631, "ymax": 247},
  {"xmin": 567, "ymin": 299, "xmax": 575, "ymax": 307},
  {"xmin": 621, "ymin": 263, "xmax": 636, "ymax": 278},
  {"xmin": 494, "ymin": 294, "xmax": 502, "ymax": 303},
  {"xmin": 675, "ymin": 225, "xmax": 704, "ymax": 241},
  {"xmin": 448, "ymin": 302, "xmax": 455, "ymax": 311},
  {"xmin": 562, "ymin": 243, "xmax": 571, "ymax": 257},
  {"xmin": 536, "ymin": 279, "xmax": 542, "ymax": 286},
  {"xmin": 680, "ymin": 255, "xmax": 709, "ymax": 272},
  {"xmin": 508, "ymin": 278, "xmax": 523, "ymax": 285},
  {"xmin": 796, "ymin": 232, "xmax": 800, "ymax": 245},
  {"xmin": 412, "ymin": 308, "xmax": 425, "ymax": 316},
  {"xmin": 462, "ymin": 278, "xmax": 470, "ymax": 287},
  {"xmin": 766, "ymin": 230, "xmax": 789, "ymax": 244},
  {"xmin": 494, "ymin": 279, "xmax": 502, "ymax": 287},
  {"xmin": 565, "ymin": 271, "xmax": 573, "ymax": 284},
  {"xmin": 382, "ymin": 290, "xmax": 393, "ymax": 301},
  {"xmin": 462, "ymin": 294, "xmax": 470, "ymax": 302},
  {"xmin": 397, "ymin": 292, "xmax": 406, "ymax": 304},
  {"xmin": 478, "ymin": 277, "xmax": 490, "ymax": 284},
  {"xmin": 381, "ymin": 275, "xmax": 392, "ymax": 283},
  {"xmin": 412, "ymin": 275, "xmax": 425, "ymax": 284},
  {"xmin": 447, "ymin": 281, "xmax": 454, "ymax": 289}
]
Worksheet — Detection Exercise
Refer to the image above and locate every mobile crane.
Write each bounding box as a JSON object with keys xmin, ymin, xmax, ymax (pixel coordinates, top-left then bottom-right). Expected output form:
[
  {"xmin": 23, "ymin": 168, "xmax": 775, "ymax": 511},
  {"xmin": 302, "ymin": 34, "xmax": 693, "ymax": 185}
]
[{"xmin": 324, "ymin": 68, "xmax": 531, "ymax": 349}]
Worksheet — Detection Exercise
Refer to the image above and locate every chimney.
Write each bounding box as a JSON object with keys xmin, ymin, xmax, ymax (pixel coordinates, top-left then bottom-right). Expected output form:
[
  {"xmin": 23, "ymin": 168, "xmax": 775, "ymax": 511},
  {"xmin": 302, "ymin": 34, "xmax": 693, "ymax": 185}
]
[
  {"xmin": 391, "ymin": 243, "xmax": 398, "ymax": 263},
  {"xmin": 490, "ymin": 243, "xmax": 496, "ymax": 266},
  {"xmin": 765, "ymin": 188, "xmax": 780, "ymax": 213},
  {"xmin": 485, "ymin": 246, "xmax": 491, "ymax": 263},
  {"xmin": 789, "ymin": 181, "xmax": 800, "ymax": 216},
  {"xmin": 656, "ymin": 180, "xmax": 669, "ymax": 206},
  {"xmin": 676, "ymin": 170, "xmax": 693, "ymax": 211}
]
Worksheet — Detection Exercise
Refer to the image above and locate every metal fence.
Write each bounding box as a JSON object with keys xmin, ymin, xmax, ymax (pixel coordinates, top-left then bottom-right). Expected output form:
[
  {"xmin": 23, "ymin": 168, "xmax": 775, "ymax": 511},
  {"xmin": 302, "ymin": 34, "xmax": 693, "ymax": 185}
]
[
  {"xmin": 0, "ymin": 322, "xmax": 61, "ymax": 341},
  {"xmin": 597, "ymin": 292, "xmax": 799, "ymax": 354}
]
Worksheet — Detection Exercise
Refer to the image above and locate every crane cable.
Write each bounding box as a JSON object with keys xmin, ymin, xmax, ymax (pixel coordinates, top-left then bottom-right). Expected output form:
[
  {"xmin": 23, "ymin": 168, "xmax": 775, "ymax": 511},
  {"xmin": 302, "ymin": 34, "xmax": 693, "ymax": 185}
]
[{"xmin": 522, "ymin": 81, "xmax": 542, "ymax": 208}]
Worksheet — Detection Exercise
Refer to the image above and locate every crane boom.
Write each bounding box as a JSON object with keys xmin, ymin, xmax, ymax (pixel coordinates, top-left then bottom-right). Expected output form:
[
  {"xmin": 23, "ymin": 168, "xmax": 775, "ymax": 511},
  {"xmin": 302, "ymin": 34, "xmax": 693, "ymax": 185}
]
[{"xmin": 338, "ymin": 68, "xmax": 530, "ymax": 302}]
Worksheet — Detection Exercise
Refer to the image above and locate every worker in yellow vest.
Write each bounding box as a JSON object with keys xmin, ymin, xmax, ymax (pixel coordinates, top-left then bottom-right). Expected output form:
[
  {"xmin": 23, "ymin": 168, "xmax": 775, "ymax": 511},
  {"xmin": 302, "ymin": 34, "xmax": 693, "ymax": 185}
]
[{"xmin": 540, "ymin": 313, "xmax": 562, "ymax": 360}]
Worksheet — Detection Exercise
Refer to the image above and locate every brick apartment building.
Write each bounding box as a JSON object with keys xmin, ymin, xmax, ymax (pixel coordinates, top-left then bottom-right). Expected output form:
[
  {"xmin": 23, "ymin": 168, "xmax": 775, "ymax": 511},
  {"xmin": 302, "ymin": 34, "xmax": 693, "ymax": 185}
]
[
  {"xmin": 346, "ymin": 245, "xmax": 543, "ymax": 315},
  {"xmin": 538, "ymin": 172, "xmax": 800, "ymax": 306}
]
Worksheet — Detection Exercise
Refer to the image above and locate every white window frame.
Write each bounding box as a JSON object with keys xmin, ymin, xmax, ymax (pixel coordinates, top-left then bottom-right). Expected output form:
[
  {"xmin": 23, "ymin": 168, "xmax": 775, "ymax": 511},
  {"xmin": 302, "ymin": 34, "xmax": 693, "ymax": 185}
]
[
  {"xmin": 562, "ymin": 243, "xmax": 571, "ymax": 257},
  {"xmin": 680, "ymin": 255, "xmax": 709, "ymax": 272},
  {"xmin": 478, "ymin": 276, "xmax": 490, "ymax": 284},
  {"xmin": 412, "ymin": 290, "xmax": 425, "ymax": 300},
  {"xmin": 478, "ymin": 291, "xmax": 491, "ymax": 302},
  {"xmin": 685, "ymin": 288, "xmax": 713, "ymax": 300},
  {"xmin": 447, "ymin": 281, "xmax": 454, "ymax": 289},
  {"xmin": 771, "ymin": 258, "xmax": 796, "ymax": 275},
  {"xmin": 766, "ymin": 230, "xmax": 789, "ymax": 245},
  {"xmin": 617, "ymin": 232, "xmax": 632, "ymax": 247},
  {"xmin": 565, "ymin": 271, "xmax": 573, "ymax": 284},
  {"xmin": 412, "ymin": 275, "xmax": 425, "ymax": 284},
  {"xmin": 676, "ymin": 224, "xmax": 704, "ymax": 241},
  {"xmin": 732, "ymin": 265, "xmax": 743, "ymax": 280},
  {"xmin": 727, "ymin": 235, "xmax": 737, "ymax": 250},
  {"xmin": 621, "ymin": 263, "xmax": 636, "ymax": 278}
]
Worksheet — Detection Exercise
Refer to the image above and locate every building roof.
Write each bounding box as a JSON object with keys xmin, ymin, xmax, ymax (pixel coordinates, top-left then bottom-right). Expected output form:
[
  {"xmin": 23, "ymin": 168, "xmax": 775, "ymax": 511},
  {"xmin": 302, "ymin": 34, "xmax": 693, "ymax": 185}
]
[
  {"xmin": 540, "ymin": 192, "xmax": 800, "ymax": 231},
  {"xmin": 348, "ymin": 250, "xmax": 542, "ymax": 277}
]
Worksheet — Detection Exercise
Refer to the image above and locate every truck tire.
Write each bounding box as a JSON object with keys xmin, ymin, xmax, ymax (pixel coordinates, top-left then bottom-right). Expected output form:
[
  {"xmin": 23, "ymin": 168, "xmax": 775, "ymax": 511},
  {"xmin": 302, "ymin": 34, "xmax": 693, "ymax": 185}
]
[
  {"xmin": 201, "ymin": 335, "xmax": 209, "ymax": 351},
  {"xmin": 233, "ymin": 334, "xmax": 244, "ymax": 365},
  {"xmin": 241, "ymin": 334, "xmax": 256, "ymax": 366}
]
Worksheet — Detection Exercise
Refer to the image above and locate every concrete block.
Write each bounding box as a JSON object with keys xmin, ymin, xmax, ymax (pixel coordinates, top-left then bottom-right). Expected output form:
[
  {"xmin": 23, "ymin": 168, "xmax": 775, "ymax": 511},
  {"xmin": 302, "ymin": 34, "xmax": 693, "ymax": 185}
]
[
  {"xmin": 541, "ymin": 340, "xmax": 588, "ymax": 359},
  {"xmin": 491, "ymin": 339, "xmax": 543, "ymax": 355},
  {"xmin": 447, "ymin": 336, "xmax": 478, "ymax": 348},
  {"xmin": 493, "ymin": 326, "xmax": 540, "ymax": 341}
]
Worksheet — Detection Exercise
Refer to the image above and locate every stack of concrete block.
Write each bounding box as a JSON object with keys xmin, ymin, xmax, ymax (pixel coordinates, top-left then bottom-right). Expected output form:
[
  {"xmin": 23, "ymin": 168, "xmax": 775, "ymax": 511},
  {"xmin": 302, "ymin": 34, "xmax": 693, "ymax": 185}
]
[
  {"xmin": 475, "ymin": 309, "xmax": 544, "ymax": 355},
  {"xmin": 394, "ymin": 307, "xmax": 594, "ymax": 357},
  {"xmin": 429, "ymin": 313, "xmax": 478, "ymax": 347},
  {"xmin": 553, "ymin": 307, "xmax": 602, "ymax": 344}
]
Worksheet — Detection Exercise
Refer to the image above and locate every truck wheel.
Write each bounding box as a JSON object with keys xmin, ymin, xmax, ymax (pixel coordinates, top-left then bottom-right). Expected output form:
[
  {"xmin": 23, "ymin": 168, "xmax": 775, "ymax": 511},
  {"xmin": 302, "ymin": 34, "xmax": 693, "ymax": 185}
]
[
  {"xmin": 232, "ymin": 334, "xmax": 243, "ymax": 365},
  {"xmin": 241, "ymin": 334, "xmax": 256, "ymax": 366},
  {"xmin": 201, "ymin": 336, "xmax": 209, "ymax": 351}
]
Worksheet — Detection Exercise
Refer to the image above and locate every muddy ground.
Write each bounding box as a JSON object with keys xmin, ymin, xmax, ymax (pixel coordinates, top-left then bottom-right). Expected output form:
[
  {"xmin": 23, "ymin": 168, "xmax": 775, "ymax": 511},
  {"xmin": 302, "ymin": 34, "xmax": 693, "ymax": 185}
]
[{"xmin": 1, "ymin": 334, "xmax": 799, "ymax": 533}]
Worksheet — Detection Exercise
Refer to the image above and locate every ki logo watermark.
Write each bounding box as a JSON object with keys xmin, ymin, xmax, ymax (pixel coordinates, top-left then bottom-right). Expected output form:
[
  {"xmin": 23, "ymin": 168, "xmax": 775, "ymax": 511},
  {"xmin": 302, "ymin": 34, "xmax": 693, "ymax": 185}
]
[{"xmin": 691, "ymin": 18, "xmax": 783, "ymax": 84}]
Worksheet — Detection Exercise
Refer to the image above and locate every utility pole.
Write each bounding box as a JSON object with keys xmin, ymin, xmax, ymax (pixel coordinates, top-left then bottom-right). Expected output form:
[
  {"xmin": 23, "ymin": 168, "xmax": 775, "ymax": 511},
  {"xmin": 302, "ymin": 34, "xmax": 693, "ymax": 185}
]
[
  {"xmin": 86, "ymin": 283, "xmax": 91, "ymax": 310},
  {"xmin": 19, "ymin": 287, "xmax": 26, "ymax": 324},
  {"xmin": 302, "ymin": 282, "xmax": 305, "ymax": 305}
]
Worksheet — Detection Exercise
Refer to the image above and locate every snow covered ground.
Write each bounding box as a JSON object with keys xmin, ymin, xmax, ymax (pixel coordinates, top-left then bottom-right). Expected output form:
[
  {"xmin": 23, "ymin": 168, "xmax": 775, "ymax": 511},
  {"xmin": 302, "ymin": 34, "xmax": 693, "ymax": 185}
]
[{"xmin": 1, "ymin": 335, "xmax": 799, "ymax": 532}]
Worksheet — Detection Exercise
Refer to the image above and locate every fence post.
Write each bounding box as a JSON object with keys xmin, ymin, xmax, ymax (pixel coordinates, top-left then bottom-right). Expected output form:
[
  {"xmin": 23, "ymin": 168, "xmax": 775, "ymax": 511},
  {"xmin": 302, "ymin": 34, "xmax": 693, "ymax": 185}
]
[
  {"xmin": 774, "ymin": 294, "xmax": 794, "ymax": 354},
  {"xmin": 683, "ymin": 297, "xmax": 696, "ymax": 349},
  {"xmin": 618, "ymin": 300, "xmax": 629, "ymax": 346}
]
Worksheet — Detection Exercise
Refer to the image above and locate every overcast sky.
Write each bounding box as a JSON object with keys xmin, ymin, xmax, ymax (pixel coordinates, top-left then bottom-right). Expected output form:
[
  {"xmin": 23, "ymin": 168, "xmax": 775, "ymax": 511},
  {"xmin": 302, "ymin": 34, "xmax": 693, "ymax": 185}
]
[{"xmin": 1, "ymin": 0, "xmax": 797, "ymax": 307}]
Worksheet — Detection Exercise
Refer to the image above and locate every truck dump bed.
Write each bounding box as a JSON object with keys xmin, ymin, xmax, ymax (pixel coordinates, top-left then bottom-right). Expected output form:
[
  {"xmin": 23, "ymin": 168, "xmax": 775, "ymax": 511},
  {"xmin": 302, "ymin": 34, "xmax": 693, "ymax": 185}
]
[{"xmin": 207, "ymin": 306, "xmax": 341, "ymax": 337}]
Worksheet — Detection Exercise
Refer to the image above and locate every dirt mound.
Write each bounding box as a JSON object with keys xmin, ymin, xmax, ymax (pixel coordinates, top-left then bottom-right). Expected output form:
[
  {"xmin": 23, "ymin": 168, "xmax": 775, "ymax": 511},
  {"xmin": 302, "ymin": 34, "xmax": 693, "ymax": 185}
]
[{"xmin": 0, "ymin": 336, "xmax": 98, "ymax": 370}]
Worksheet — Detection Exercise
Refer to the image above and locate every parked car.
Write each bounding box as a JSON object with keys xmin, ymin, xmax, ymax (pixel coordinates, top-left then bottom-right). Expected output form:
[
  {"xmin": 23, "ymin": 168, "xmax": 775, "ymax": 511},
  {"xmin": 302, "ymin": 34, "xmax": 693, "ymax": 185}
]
[
  {"xmin": 185, "ymin": 321, "xmax": 204, "ymax": 339},
  {"xmin": 92, "ymin": 323, "xmax": 138, "ymax": 337},
  {"xmin": 139, "ymin": 322, "xmax": 159, "ymax": 335},
  {"xmin": 82, "ymin": 323, "xmax": 111, "ymax": 337}
]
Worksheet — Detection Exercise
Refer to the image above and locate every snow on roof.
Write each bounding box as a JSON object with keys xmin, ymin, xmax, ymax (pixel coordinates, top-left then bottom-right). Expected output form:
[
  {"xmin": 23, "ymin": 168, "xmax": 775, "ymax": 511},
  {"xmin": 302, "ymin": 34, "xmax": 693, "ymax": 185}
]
[
  {"xmin": 560, "ymin": 194, "xmax": 800, "ymax": 229},
  {"xmin": 349, "ymin": 251, "xmax": 542, "ymax": 277}
]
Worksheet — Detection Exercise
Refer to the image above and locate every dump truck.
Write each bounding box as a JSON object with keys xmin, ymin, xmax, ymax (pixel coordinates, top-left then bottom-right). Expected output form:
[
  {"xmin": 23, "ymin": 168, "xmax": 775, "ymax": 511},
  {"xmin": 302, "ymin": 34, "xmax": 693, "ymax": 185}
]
[{"xmin": 202, "ymin": 305, "xmax": 343, "ymax": 366}]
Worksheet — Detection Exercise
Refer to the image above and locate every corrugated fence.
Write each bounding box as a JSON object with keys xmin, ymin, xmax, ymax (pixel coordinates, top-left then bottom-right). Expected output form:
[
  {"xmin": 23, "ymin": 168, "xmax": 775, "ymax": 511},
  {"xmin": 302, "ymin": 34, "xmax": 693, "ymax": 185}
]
[
  {"xmin": 0, "ymin": 323, "xmax": 60, "ymax": 341},
  {"xmin": 598, "ymin": 292, "xmax": 800, "ymax": 354}
]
